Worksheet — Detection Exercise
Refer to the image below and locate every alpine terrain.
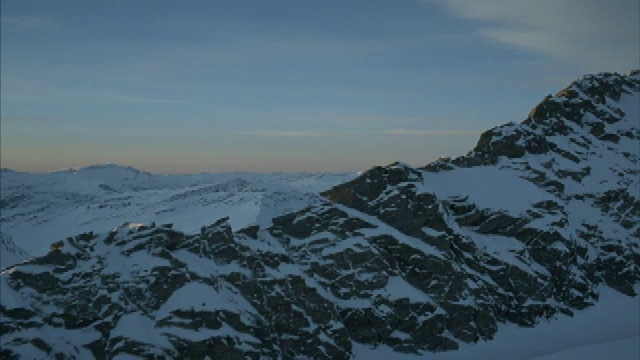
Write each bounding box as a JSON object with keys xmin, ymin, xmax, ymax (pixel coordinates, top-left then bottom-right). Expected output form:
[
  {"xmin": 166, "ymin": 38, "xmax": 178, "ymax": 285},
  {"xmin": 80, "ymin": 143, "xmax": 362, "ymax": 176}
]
[
  {"xmin": 1, "ymin": 70, "xmax": 639, "ymax": 359},
  {"xmin": 0, "ymin": 168, "xmax": 356, "ymax": 266}
]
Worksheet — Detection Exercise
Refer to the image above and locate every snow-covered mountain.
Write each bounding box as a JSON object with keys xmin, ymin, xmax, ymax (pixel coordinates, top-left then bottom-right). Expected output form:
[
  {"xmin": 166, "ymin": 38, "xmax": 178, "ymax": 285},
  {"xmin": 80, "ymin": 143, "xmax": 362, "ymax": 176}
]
[
  {"xmin": 0, "ymin": 166, "xmax": 356, "ymax": 264},
  {"xmin": 1, "ymin": 70, "xmax": 638, "ymax": 359}
]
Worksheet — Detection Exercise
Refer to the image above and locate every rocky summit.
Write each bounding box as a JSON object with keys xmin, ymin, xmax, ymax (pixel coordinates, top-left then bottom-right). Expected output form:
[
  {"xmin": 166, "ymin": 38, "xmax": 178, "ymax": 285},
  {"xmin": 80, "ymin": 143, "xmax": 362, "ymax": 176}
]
[{"xmin": 1, "ymin": 71, "xmax": 639, "ymax": 359}]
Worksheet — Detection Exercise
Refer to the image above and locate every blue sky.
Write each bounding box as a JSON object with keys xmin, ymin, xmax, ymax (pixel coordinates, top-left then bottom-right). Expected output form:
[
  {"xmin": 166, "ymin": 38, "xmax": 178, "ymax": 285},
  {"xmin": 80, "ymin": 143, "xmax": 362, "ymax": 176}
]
[{"xmin": 2, "ymin": 0, "xmax": 638, "ymax": 173}]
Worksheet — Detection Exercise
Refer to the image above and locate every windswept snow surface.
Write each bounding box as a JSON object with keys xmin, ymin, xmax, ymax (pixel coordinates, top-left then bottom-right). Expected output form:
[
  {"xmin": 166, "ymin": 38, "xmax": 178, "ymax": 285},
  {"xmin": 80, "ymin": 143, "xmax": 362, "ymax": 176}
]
[
  {"xmin": 0, "ymin": 232, "xmax": 29, "ymax": 267},
  {"xmin": 353, "ymin": 287, "xmax": 640, "ymax": 360},
  {"xmin": 530, "ymin": 337, "xmax": 639, "ymax": 360},
  {"xmin": 421, "ymin": 165, "xmax": 554, "ymax": 216},
  {"xmin": 0, "ymin": 166, "xmax": 356, "ymax": 266}
]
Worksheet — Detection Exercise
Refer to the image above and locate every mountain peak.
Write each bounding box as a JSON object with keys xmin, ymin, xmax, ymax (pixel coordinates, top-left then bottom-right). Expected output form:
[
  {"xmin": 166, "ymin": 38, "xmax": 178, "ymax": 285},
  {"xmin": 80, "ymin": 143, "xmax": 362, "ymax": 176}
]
[
  {"xmin": 422, "ymin": 71, "xmax": 640, "ymax": 169},
  {"xmin": 61, "ymin": 163, "xmax": 148, "ymax": 176}
]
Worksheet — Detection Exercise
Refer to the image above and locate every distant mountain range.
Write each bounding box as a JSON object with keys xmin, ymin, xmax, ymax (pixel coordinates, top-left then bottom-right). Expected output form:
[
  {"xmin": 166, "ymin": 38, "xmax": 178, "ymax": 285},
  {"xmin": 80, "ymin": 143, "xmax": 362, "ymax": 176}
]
[
  {"xmin": 0, "ymin": 166, "xmax": 356, "ymax": 265},
  {"xmin": 1, "ymin": 70, "xmax": 638, "ymax": 359}
]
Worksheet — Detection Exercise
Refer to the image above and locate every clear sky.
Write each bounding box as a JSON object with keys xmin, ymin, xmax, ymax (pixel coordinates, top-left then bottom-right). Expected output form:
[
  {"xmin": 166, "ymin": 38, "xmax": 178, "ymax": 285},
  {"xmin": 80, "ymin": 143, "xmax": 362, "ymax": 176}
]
[{"xmin": 1, "ymin": 0, "xmax": 638, "ymax": 173}]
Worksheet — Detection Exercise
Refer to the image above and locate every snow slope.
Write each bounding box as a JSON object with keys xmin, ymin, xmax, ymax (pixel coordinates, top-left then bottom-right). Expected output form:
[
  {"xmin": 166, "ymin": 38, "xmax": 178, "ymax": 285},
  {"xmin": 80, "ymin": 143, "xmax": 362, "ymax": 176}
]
[
  {"xmin": 353, "ymin": 286, "xmax": 640, "ymax": 360},
  {"xmin": 0, "ymin": 233, "xmax": 28, "ymax": 268},
  {"xmin": 0, "ymin": 167, "xmax": 356, "ymax": 265}
]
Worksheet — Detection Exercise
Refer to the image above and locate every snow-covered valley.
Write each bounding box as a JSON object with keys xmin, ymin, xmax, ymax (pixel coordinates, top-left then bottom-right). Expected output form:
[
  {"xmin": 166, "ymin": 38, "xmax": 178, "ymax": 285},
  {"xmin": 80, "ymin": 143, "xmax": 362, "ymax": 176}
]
[{"xmin": 0, "ymin": 166, "xmax": 356, "ymax": 264}]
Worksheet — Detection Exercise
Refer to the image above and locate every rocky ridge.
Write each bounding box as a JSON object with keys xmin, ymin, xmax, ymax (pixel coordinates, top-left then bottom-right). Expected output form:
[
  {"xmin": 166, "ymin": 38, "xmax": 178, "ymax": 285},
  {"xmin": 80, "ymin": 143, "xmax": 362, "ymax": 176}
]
[{"xmin": 1, "ymin": 71, "xmax": 639, "ymax": 359}]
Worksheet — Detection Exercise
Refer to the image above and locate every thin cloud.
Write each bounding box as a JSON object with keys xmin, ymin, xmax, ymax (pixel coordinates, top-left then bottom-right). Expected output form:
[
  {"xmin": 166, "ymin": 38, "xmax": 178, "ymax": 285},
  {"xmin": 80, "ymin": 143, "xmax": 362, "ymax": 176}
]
[
  {"xmin": 385, "ymin": 128, "xmax": 482, "ymax": 136},
  {"xmin": 0, "ymin": 78, "xmax": 192, "ymax": 105},
  {"xmin": 427, "ymin": 0, "xmax": 640, "ymax": 72},
  {"xmin": 2, "ymin": 15, "xmax": 60, "ymax": 33},
  {"xmin": 239, "ymin": 130, "xmax": 322, "ymax": 137},
  {"xmin": 0, "ymin": 116, "xmax": 61, "ymax": 124},
  {"xmin": 103, "ymin": 94, "xmax": 193, "ymax": 105}
]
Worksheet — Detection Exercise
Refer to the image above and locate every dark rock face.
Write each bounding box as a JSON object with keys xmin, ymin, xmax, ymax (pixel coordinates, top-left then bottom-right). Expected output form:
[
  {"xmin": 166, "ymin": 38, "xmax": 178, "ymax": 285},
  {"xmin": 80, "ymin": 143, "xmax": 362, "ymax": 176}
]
[
  {"xmin": 443, "ymin": 72, "xmax": 640, "ymax": 169},
  {"xmin": 1, "ymin": 221, "xmax": 353, "ymax": 359},
  {"xmin": 1, "ymin": 71, "xmax": 639, "ymax": 359},
  {"xmin": 322, "ymin": 162, "xmax": 448, "ymax": 238}
]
